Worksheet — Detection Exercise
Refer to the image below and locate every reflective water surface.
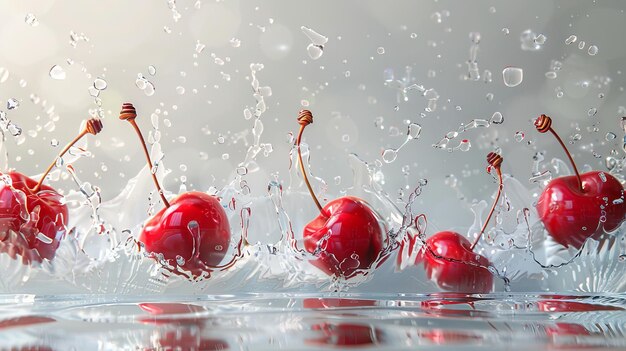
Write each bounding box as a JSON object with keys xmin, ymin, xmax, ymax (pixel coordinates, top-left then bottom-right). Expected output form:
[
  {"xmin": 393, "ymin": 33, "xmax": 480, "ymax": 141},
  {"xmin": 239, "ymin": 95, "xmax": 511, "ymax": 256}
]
[{"xmin": 1, "ymin": 293, "xmax": 625, "ymax": 350}]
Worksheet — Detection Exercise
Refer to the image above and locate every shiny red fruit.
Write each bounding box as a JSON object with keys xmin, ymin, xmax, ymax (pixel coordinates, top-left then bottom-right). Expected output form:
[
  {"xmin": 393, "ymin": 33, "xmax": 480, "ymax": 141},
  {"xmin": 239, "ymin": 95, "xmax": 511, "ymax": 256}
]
[
  {"xmin": 537, "ymin": 171, "xmax": 625, "ymax": 248},
  {"xmin": 303, "ymin": 196, "xmax": 384, "ymax": 278},
  {"xmin": 417, "ymin": 231, "xmax": 493, "ymax": 293},
  {"xmin": 139, "ymin": 191, "xmax": 231, "ymax": 276},
  {"xmin": 0, "ymin": 172, "xmax": 67, "ymax": 262}
]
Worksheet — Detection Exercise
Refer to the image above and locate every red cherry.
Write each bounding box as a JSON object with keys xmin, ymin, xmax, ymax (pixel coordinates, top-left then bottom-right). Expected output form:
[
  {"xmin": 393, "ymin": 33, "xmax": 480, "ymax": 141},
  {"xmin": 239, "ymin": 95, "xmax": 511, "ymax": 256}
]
[
  {"xmin": 139, "ymin": 191, "xmax": 231, "ymax": 275},
  {"xmin": 537, "ymin": 171, "xmax": 625, "ymax": 248},
  {"xmin": 0, "ymin": 118, "xmax": 102, "ymax": 263},
  {"xmin": 534, "ymin": 115, "xmax": 625, "ymax": 248},
  {"xmin": 0, "ymin": 171, "xmax": 67, "ymax": 262},
  {"xmin": 303, "ymin": 196, "xmax": 384, "ymax": 278},
  {"xmin": 418, "ymin": 231, "xmax": 493, "ymax": 293},
  {"xmin": 399, "ymin": 153, "xmax": 503, "ymax": 293},
  {"xmin": 295, "ymin": 110, "xmax": 384, "ymax": 278},
  {"xmin": 120, "ymin": 103, "xmax": 231, "ymax": 277}
]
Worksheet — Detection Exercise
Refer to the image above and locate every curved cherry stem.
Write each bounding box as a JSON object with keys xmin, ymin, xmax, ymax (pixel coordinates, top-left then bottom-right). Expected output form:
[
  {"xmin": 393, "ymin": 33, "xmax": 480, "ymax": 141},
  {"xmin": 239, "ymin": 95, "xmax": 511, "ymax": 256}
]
[
  {"xmin": 119, "ymin": 103, "xmax": 170, "ymax": 208},
  {"xmin": 535, "ymin": 114, "xmax": 583, "ymax": 192},
  {"xmin": 31, "ymin": 118, "xmax": 103, "ymax": 193},
  {"xmin": 295, "ymin": 110, "xmax": 325, "ymax": 215},
  {"xmin": 470, "ymin": 152, "xmax": 504, "ymax": 251}
]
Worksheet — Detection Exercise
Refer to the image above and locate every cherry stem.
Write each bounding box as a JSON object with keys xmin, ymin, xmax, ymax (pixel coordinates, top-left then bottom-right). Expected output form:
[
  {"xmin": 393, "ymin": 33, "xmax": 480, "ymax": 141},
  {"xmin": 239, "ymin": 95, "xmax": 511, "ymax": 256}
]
[
  {"xmin": 470, "ymin": 153, "xmax": 504, "ymax": 251},
  {"xmin": 31, "ymin": 118, "xmax": 103, "ymax": 193},
  {"xmin": 120, "ymin": 103, "xmax": 170, "ymax": 208},
  {"xmin": 548, "ymin": 128, "xmax": 583, "ymax": 191},
  {"xmin": 535, "ymin": 114, "xmax": 583, "ymax": 192},
  {"xmin": 296, "ymin": 110, "xmax": 325, "ymax": 215}
]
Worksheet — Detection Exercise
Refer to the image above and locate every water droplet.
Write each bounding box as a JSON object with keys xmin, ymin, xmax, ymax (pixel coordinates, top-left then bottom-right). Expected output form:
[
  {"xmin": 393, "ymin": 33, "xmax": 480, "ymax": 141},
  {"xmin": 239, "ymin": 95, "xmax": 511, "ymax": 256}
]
[
  {"xmin": 35, "ymin": 232, "xmax": 53, "ymax": 244},
  {"xmin": 341, "ymin": 134, "xmax": 350, "ymax": 142},
  {"xmin": 176, "ymin": 86, "xmax": 185, "ymax": 95},
  {"xmin": 50, "ymin": 139, "xmax": 59, "ymax": 147},
  {"xmin": 230, "ymin": 37, "xmax": 241, "ymax": 47},
  {"xmin": 502, "ymin": 67, "xmax": 523, "ymax": 87},
  {"xmin": 410, "ymin": 33, "xmax": 418, "ymax": 39},
  {"xmin": 377, "ymin": 47, "xmax": 385, "ymax": 54},
  {"xmin": 565, "ymin": 35, "xmax": 577, "ymax": 45},
  {"xmin": 490, "ymin": 112, "xmax": 504, "ymax": 124},
  {"xmin": 407, "ymin": 123, "xmax": 422, "ymax": 139},
  {"xmin": 144, "ymin": 82, "xmax": 155, "ymax": 96},
  {"xmin": 222, "ymin": 153, "xmax": 229, "ymax": 160},
  {"xmin": 176, "ymin": 255, "xmax": 185, "ymax": 266},
  {"xmin": 93, "ymin": 78, "xmax": 107, "ymax": 90},
  {"xmin": 534, "ymin": 34, "xmax": 547, "ymax": 45},
  {"xmin": 606, "ymin": 132, "xmax": 616, "ymax": 141},
  {"xmin": 619, "ymin": 254, "xmax": 626, "ymax": 262},
  {"xmin": 588, "ymin": 45, "xmax": 598, "ymax": 56},
  {"xmin": 49, "ymin": 65, "xmax": 66, "ymax": 80},
  {"xmin": 502, "ymin": 28, "xmax": 510, "ymax": 35},
  {"xmin": 578, "ymin": 41, "xmax": 586, "ymax": 50},
  {"xmin": 515, "ymin": 131, "xmax": 525, "ymax": 142},
  {"xmin": 7, "ymin": 98, "xmax": 19, "ymax": 110},
  {"xmin": 236, "ymin": 166, "xmax": 248, "ymax": 176},
  {"xmin": 306, "ymin": 44, "xmax": 324, "ymax": 60},
  {"xmin": 0, "ymin": 68, "xmax": 9, "ymax": 83},
  {"xmin": 148, "ymin": 65, "xmax": 156, "ymax": 75},
  {"xmin": 457, "ymin": 139, "xmax": 471, "ymax": 152},
  {"xmin": 588, "ymin": 107, "xmax": 597, "ymax": 117},
  {"xmin": 25, "ymin": 13, "xmax": 39, "ymax": 26},
  {"xmin": 545, "ymin": 71, "xmax": 557, "ymax": 79},
  {"xmin": 301, "ymin": 26, "xmax": 328, "ymax": 46},
  {"xmin": 382, "ymin": 149, "xmax": 398, "ymax": 163}
]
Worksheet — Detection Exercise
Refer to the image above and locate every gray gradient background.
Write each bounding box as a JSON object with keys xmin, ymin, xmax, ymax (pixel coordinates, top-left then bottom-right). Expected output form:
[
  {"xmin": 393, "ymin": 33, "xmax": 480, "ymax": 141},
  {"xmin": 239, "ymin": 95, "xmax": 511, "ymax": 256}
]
[{"xmin": 0, "ymin": 0, "xmax": 623, "ymax": 233}]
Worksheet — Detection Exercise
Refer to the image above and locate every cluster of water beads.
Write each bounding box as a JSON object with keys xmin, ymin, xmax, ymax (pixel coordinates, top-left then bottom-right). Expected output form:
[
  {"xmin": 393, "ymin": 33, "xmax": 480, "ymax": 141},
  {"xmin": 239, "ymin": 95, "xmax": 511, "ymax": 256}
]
[
  {"xmin": 135, "ymin": 73, "xmax": 156, "ymax": 96},
  {"xmin": 564, "ymin": 34, "xmax": 599, "ymax": 55},
  {"xmin": 301, "ymin": 26, "xmax": 328, "ymax": 60},
  {"xmin": 464, "ymin": 32, "xmax": 482, "ymax": 81},
  {"xmin": 432, "ymin": 111, "xmax": 504, "ymax": 152}
]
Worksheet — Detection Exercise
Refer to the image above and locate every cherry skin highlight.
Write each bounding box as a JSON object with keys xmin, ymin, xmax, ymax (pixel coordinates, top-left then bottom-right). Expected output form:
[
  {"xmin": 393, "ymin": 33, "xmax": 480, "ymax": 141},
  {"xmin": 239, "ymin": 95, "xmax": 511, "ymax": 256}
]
[
  {"xmin": 534, "ymin": 114, "xmax": 625, "ymax": 249},
  {"xmin": 417, "ymin": 231, "xmax": 493, "ymax": 293},
  {"xmin": 139, "ymin": 191, "xmax": 231, "ymax": 274}
]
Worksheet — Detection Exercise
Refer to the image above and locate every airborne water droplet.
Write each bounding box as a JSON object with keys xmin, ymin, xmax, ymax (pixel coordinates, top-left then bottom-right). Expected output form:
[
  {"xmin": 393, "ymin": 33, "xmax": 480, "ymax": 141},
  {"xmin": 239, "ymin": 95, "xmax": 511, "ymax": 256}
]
[
  {"xmin": 490, "ymin": 111, "xmax": 504, "ymax": 124},
  {"xmin": 7, "ymin": 98, "xmax": 19, "ymax": 110},
  {"xmin": 502, "ymin": 67, "xmax": 523, "ymax": 87},
  {"xmin": 588, "ymin": 107, "xmax": 597, "ymax": 117},
  {"xmin": 25, "ymin": 13, "xmax": 39, "ymax": 27},
  {"xmin": 588, "ymin": 45, "xmax": 598, "ymax": 56},
  {"xmin": 93, "ymin": 78, "xmax": 107, "ymax": 90},
  {"xmin": 565, "ymin": 35, "xmax": 577, "ymax": 45},
  {"xmin": 407, "ymin": 123, "xmax": 422, "ymax": 139},
  {"xmin": 49, "ymin": 65, "xmax": 66, "ymax": 80},
  {"xmin": 306, "ymin": 44, "xmax": 324, "ymax": 60},
  {"xmin": 606, "ymin": 132, "xmax": 616, "ymax": 141},
  {"xmin": 515, "ymin": 131, "xmax": 525, "ymax": 142},
  {"xmin": 382, "ymin": 149, "xmax": 398, "ymax": 163}
]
